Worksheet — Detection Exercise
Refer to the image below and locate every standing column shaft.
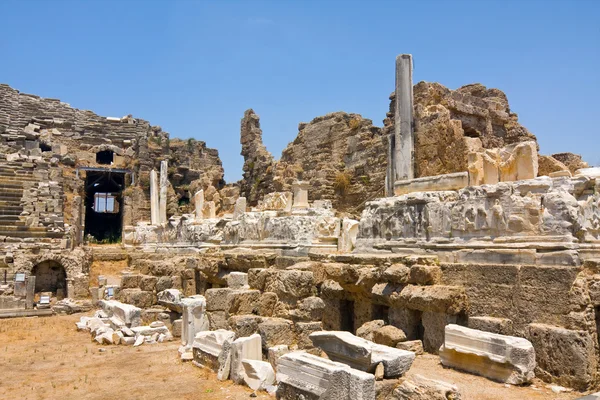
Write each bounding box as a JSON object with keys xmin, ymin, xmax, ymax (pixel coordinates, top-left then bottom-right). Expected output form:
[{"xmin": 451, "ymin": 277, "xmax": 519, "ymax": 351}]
[
  {"xmin": 394, "ymin": 54, "xmax": 414, "ymax": 182},
  {"xmin": 159, "ymin": 160, "xmax": 168, "ymax": 224},
  {"xmin": 150, "ymin": 169, "xmax": 159, "ymax": 225}
]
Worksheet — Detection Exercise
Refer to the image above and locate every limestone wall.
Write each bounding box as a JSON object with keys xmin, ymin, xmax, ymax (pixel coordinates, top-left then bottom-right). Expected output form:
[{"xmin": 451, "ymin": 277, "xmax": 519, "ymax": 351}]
[
  {"xmin": 0, "ymin": 84, "xmax": 226, "ymax": 232},
  {"xmin": 239, "ymin": 110, "xmax": 387, "ymax": 212}
]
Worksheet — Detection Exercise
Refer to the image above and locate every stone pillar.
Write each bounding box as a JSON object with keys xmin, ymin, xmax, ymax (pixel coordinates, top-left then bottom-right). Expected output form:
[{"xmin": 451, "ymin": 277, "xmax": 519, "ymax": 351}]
[
  {"xmin": 179, "ymin": 295, "xmax": 209, "ymax": 360},
  {"xmin": 66, "ymin": 278, "xmax": 74, "ymax": 300},
  {"xmin": 150, "ymin": 169, "xmax": 159, "ymax": 225},
  {"xmin": 194, "ymin": 189, "xmax": 204, "ymax": 221},
  {"xmin": 25, "ymin": 276, "xmax": 36, "ymax": 309},
  {"xmin": 159, "ymin": 160, "xmax": 168, "ymax": 224},
  {"xmin": 394, "ymin": 54, "xmax": 414, "ymax": 182},
  {"xmin": 292, "ymin": 181, "xmax": 310, "ymax": 209},
  {"xmin": 233, "ymin": 197, "xmax": 247, "ymax": 220}
]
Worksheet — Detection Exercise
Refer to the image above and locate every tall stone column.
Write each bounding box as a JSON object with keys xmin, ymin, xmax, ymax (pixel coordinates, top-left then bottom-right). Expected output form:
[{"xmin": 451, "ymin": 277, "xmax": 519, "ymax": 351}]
[
  {"xmin": 150, "ymin": 169, "xmax": 159, "ymax": 225},
  {"xmin": 394, "ymin": 54, "xmax": 414, "ymax": 182},
  {"xmin": 159, "ymin": 160, "xmax": 168, "ymax": 224},
  {"xmin": 194, "ymin": 189, "xmax": 204, "ymax": 221}
]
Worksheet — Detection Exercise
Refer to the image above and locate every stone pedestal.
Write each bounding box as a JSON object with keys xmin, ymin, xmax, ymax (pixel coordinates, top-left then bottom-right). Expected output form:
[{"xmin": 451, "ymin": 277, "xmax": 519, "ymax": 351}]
[
  {"xmin": 150, "ymin": 169, "xmax": 159, "ymax": 225},
  {"xmin": 159, "ymin": 160, "xmax": 168, "ymax": 224},
  {"xmin": 292, "ymin": 181, "xmax": 310, "ymax": 209},
  {"xmin": 180, "ymin": 295, "xmax": 209, "ymax": 359},
  {"xmin": 233, "ymin": 197, "xmax": 246, "ymax": 220},
  {"xmin": 25, "ymin": 276, "xmax": 36, "ymax": 309},
  {"xmin": 194, "ymin": 189, "xmax": 204, "ymax": 221}
]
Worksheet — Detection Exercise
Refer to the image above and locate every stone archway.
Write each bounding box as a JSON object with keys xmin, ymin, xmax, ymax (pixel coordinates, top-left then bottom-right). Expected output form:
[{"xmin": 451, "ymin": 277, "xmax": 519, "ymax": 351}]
[{"xmin": 32, "ymin": 260, "xmax": 67, "ymax": 296}]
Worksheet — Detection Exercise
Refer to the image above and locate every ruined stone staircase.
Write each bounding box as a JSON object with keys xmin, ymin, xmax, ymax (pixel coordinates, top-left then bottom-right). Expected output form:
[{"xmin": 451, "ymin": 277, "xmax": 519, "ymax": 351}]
[{"xmin": 0, "ymin": 156, "xmax": 64, "ymax": 240}]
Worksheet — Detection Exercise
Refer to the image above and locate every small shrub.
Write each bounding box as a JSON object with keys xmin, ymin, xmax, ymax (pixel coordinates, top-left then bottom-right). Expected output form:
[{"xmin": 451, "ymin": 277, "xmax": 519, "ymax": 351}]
[
  {"xmin": 349, "ymin": 118, "xmax": 361, "ymax": 131},
  {"xmin": 334, "ymin": 171, "xmax": 352, "ymax": 194}
]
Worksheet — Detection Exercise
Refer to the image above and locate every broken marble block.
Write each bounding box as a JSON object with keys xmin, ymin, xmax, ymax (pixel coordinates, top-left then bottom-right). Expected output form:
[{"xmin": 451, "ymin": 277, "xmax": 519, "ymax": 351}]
[
  {"xmin": 192, "ymin": 329, "xmax": 235, "ymax": 373},
  {"xmin": 179, "ymin": 295, "xmax": 209, "ymax": 359},
  {"xmin": 242, "ymin": 359, "xmax": 276, "ymax": 392},
  {"xmin": 98, "ymin": 299, "xmax": 141, "ymax": 327},
  {"xmin": 276, "ymin": 351, "xmax": 375, "ymax": 400},
  {"xmin": 157, "ymin": 288, "xmax": 183, "ymax": 312},
  {"xmin": 309, "ymin": 331, "xmax": 415, "ymax": 378},
  {"xmin": 230, "ymin": 333, "xmax": 262, "ymax": 384},
  {"xmin": 439, "ymin": 324, "xmax": 536, "ymax": 385}
]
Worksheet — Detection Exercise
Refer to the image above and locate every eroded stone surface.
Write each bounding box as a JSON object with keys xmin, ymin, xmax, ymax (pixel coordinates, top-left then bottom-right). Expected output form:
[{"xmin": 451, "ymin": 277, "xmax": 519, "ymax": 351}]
[{"xmin": 439, "ymin": 324, "xmax": 535, "ymax": 385}]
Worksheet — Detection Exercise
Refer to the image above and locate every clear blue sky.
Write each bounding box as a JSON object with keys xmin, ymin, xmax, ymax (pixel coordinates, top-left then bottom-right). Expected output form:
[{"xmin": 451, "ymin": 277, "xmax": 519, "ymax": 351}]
[{"xmin": 1, "ymin": 0, "xmax": 598, "ymax": 181}]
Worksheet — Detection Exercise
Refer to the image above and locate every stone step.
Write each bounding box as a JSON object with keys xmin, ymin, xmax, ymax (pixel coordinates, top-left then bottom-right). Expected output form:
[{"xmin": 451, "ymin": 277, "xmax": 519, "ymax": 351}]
[
  {"xmin": 0, "ymin": 225, "xmax": 48, "ymax": 232},
  {"xmin": 0, "ymin": 194, "xmax": 22, "ymax": 201},
  {"xmin": 0, "ymin": 201, "xmax": 22, "ymax": 208},
  {"xmin": 0, "ymin": 175, "xmax": 38, "ymax": 182},
  {"xmin": 0, "ymin": 210, "xmax": 22, "ymax": 216},
  {"xmin": 0, "ymin": 182, "xmax": 26, "ymax": 189},
  {"xmin": 0, "ymin": 215, "xmax": 21, "ymax": 222},
  {"xmin": 0, "ymin": 187, "xmax": 23, "ymax": 194},
  {"xmin": 0, "ymin": 230, "xmax": 63, "ymax": 238},
  {"xmin": 0, "ymin": 205, "xmax": 23, "ymax": 212}
]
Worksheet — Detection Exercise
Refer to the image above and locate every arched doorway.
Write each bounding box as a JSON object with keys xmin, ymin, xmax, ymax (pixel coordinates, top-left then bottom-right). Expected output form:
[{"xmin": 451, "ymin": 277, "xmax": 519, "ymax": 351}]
[{"xmin": 32, "ymin": 261, "xmax": 67, "ymax": 296}]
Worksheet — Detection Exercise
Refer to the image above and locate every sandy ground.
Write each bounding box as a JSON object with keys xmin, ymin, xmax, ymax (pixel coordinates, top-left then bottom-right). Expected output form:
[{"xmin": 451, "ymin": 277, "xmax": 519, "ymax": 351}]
[
  {"xmin": 0, "ymin": 314, "xmax": 587, "ymax": 400},
  {"xmin": 0, "ymin": 314, "xmax": 269, "ymax": 400},
  {"xmin": 406, "ymin": 355, "xmax": 582, "ymax": 400}
]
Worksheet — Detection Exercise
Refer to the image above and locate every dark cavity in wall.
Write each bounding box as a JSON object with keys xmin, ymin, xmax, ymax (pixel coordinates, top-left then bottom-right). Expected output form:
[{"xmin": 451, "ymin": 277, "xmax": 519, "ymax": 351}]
[
  {"xmin": 340, "ymin": 299, "xmax": 355, "ymax": 333},
  {"xmin": 372, "ymin": 304, "xmax": 390, "ymax": 324},
  {"xmin": 96, "ymin": 150, "xmax": 114, "ymax": 165},
  {"xmin": 32, "ymin": 260, "xmax": 66, "ymax": 297},
  {"xmin": 84, "ymin": 170, "xmax": 125, "ymax": 243},
  {"xmin": 39, "ymin": 142, "xmax": 52, "ymax": 152}
]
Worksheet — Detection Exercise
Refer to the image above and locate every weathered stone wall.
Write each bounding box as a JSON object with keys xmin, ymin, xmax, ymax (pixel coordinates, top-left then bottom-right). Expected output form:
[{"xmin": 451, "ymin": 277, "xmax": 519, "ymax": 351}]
[
  {"xmin": 118, "ymin": 248, "xmax": 600, "ymax": 389},
  {"xmin": 0, "ymin": 84, "xmax": 226, "ymax": 233},
  {"xmin": 384, "ymin": 82, "xmax": 538, "ymax": 179},
  {"xmin": 239, "ymin": 110, "xmax": 387, "ymax": 213},
  {"xmin": 239, "ymin": 109, "xmax": 275, "ymax": 206}
]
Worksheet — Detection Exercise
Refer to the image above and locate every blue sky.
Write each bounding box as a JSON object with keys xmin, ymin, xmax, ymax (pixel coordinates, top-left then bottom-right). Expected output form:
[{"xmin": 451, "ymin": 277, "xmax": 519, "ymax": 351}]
[{"xmin": 1, "ymin": 0, "xmax": 598, "ymax": 181}]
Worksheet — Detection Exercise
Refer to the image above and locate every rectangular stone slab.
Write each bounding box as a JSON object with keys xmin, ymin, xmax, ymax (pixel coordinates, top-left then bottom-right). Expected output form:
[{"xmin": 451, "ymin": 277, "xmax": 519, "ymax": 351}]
[
  {"xmin": 309, "ymin": 330, "xmax": 415, "ymax": 378},
  {"xmin": 276, "ymin": 351, "xmax": 375, "ymax": 400},
  {"xmin": 394, "ymin": 172, "xmax": 469, "ymax": 196},
  {"xmin": 439, "ymin": 324, "xmax": 536, "ymax": 385}
]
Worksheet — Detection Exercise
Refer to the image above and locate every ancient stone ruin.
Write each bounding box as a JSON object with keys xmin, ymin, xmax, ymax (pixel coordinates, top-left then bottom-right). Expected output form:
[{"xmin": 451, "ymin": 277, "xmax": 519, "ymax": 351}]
[{"xmin": 0, "ymin": 54, "xmax": 599, "ymax": 398}]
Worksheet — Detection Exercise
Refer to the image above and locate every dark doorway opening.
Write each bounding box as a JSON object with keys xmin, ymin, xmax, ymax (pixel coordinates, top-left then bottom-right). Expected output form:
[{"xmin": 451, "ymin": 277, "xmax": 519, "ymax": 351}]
[
  {"xmin": 32, "ymin": 261, "xmax": 67, "ymax": 297},
  {"xmin": 340, "ymin": 299, "xmax": 355, "ymax": 333},
  {"xmin": 179, "ymin": 196, "xmax": 190, "ymax": 207},
  {"xmin": 414, "ymin": 311, "xmax": 425, "ymax": 341},
  {"xmin": 39, "ymin": 142, "xmax": 52, "ymax": 152},
  {"xmin": 96, "ymin": 150, "xmax": 114, "ymax": 165},
  {"xmin": 84, "ymin": 170, "xmax": 125, "ymax": 243},
  {"xmin": 372, "ymin": 304, "xmax": 390, "ymax": 324}
]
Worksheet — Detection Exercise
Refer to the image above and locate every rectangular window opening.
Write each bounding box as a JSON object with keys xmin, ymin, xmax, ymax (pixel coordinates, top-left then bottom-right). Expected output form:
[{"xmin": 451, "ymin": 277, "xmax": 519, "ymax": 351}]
[{"xmin": 93, "ymin": 193, "xmax": 119, "ymax": 214}]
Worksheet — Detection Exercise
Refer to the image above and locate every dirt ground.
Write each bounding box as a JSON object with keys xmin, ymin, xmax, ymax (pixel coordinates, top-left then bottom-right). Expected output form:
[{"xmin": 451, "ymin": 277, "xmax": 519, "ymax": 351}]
[
  {"xmin": 0, "ymin": 314, "xmax": 587, "ymax": 400},
  {"xmin": 0, "ymin": 314, "xmax": 269, "ymax": 400}
]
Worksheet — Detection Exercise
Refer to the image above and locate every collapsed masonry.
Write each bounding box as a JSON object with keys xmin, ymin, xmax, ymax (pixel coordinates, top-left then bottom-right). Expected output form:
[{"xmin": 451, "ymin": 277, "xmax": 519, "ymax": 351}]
[{"xmin": 0, "ymin": 54, "xmax": 599, "ymax": 396}]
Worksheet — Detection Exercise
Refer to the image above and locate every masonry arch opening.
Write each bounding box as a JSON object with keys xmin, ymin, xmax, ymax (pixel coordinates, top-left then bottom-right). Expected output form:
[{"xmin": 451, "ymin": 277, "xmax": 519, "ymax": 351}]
[{"xmin": 32, "ymin": 260, "xmax": 67, "ymax": 296}]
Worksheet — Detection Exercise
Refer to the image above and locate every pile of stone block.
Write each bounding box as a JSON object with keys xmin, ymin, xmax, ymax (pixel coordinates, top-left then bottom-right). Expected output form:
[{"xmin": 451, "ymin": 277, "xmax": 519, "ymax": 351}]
[{"xmin": 75, "ymin": 300, "xmax": 173, "ymax": 346}]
